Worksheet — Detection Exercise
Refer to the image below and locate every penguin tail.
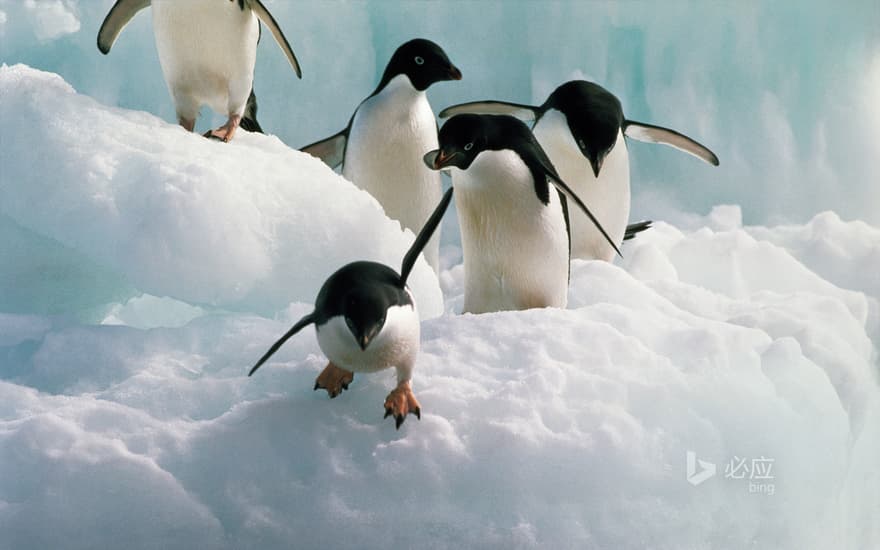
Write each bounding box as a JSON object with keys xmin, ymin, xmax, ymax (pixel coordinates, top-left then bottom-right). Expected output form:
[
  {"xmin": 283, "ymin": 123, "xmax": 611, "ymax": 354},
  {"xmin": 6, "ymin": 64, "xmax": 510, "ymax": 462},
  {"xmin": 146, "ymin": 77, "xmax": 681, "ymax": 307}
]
[
  {"xmin": 624, "ymin": 220, "xmax": 653, "ymax": 241},
  {"xmin": 241, "ymin": 89, "xmax": 264, "ymax": 134}
]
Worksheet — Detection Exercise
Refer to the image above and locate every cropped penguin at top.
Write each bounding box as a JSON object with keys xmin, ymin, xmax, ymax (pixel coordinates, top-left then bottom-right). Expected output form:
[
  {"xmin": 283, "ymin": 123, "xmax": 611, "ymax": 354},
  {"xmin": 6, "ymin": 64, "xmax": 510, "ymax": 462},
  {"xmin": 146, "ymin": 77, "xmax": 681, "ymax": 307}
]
[
  {"xmin": 440, "ymin": 80, "xmax": 719, "ymax": 261},
  {"xmin": 97, "ymin": 0, "xmax": 301, "ymax": 141},
  {"xmin": 300, "ymin": 38, "xmax": 462, "ymax": 273},
  {"xmin": 423, "ymin": 113, "xmax": 620, "ymax": 314},
  {"xmin": 248, "ymin": 188, "xmax": 454, "ymax": 429}
]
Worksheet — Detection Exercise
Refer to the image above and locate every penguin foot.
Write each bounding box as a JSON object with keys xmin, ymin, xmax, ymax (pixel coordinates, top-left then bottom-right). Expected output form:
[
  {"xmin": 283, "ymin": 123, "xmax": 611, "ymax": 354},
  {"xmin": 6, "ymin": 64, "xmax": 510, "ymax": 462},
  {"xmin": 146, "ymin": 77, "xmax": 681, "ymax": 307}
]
[
  {"xmin": 383, "ymin": 380, "xmax": 421, "ymax": 429},
  {"xmin": 314, "ymin": 362, "xmax": 354, "ymax": 398},
  {"xmin": 204, "ymin": 114, "xmax": 242, "ymax": 143}
]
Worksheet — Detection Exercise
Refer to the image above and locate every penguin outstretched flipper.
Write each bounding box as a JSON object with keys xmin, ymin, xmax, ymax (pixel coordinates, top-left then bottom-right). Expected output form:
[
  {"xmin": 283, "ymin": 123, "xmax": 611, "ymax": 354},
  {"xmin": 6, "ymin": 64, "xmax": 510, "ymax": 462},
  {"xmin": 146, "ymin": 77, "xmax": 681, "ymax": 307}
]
[
  {"xmin": 623, "ymin": 121, "xmax": 719, "ymax": 166},
  {"xmin": 97, "ymin": 0, "xmax": 150, "ymax": 54},
  {"xmin": 240, "ymin": 89, "xmax": 264, "ymax": 134},
  {"xmin": 301, "ymin": 128, "xmax": 349, "ymax": 169},
  {"xmin": 248, "ymin": 0, "xmax": 301, "ymax": 77},
  {"xmin": 248, "ymin": 313, "xmax": 317, "ymax": 376},
  {"xmin": 400, "ymin": 187, "xmax": 454, "ymax": 284},
  {"xmin": 440, "ymin": 100, "xmax": 539, "ymax": 122},
  {"xmin": 624, "ymin": 220, "xmax": 653, "ymax": 241}
]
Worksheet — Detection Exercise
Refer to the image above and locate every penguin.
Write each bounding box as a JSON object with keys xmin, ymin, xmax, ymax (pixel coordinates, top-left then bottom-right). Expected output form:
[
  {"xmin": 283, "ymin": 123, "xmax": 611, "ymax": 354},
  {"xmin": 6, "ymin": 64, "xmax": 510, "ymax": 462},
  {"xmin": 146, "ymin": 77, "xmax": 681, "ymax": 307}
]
[
  {"xmin": 439, "ymin": 80, "xmax": 719, "ymax": 261},
  {"xmin": 97, "ymin": 0, "xmax": 301, "ymax": 141},
  {"xmin": 422, "ymin": 114, "xmax": 620, "ymax": 314},
  {"xmin": 300, "ymin": 38, "xmax": 462, "ymax": 273},
  {"xmin": 248, "ymin": 187, "xmax": 454, "ymax": 429}
]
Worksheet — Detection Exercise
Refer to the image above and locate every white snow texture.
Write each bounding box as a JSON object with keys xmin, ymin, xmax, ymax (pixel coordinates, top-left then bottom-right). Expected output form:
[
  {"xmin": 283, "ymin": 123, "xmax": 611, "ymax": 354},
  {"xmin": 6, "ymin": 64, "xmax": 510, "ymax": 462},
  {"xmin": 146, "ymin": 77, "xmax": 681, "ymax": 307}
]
[{"xmin": 1, "ymin": 2, "xmax": 879, "ymax": 549}]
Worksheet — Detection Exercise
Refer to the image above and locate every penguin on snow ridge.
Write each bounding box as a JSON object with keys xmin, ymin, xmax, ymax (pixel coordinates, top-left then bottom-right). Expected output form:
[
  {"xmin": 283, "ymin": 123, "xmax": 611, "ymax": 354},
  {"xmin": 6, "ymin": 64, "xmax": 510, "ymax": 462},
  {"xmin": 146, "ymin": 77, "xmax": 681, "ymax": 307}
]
[
  {"xmin": 98, "ymin": 0, "xmax": 302, "ymax": 141},
  {"xmin": 441, "ymin": 80, "xmax": 719, "ymax": 261},
  {"xmin": 423, "ymin": 113, "xmax": 620, "ymax": 314},
  {"xmin": 248, "ymin": 188, "xmax": 454, "ymax": 429},
  {"xmin": 301, "ymin": 38, "xmax": 462, "ymax": 273}
]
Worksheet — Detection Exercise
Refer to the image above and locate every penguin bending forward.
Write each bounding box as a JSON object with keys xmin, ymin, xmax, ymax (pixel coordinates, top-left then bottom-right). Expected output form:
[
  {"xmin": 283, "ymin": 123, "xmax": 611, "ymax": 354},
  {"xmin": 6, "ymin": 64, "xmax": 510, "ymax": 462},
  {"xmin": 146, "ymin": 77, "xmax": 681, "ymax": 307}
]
[
  {"xmin": 248, "ymin": 188, "xmax": 454, "ymax": 429},
  {"xmin": 301, "ymin": 39, "xmax": 462, "ymax": 273},
  {"xmin": 97, "ymin": 0, "xmax": 302, "ymax": 141},
  {"xmin": 423, "ymin": 114, "xmax": 620, "ymax": 314},
  {"xmin": 440, "ymin": 80, "xmax": 719, "ymax": 261}
]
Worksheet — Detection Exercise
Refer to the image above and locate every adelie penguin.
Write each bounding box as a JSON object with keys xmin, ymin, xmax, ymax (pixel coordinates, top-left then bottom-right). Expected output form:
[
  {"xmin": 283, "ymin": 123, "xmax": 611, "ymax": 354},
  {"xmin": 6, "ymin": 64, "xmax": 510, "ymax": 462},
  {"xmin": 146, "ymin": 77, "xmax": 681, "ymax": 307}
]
[
  {"xmin": 440, "ymin": 80, "xmax": 719, "ymax": 261},
  {"xmin": 97, "ymin": 0, "xmax": 302, "ymax": 141},
  {"xmin": 300, "ymin": 39, "xmax": 462, "ymax": 273},
  {"xmin": 423, "ymin": 114, "xmax": 620, "ymax": 314},
  {"xmin": 248, "ymin": 188, "xmax": 454, "ymax": 429}
]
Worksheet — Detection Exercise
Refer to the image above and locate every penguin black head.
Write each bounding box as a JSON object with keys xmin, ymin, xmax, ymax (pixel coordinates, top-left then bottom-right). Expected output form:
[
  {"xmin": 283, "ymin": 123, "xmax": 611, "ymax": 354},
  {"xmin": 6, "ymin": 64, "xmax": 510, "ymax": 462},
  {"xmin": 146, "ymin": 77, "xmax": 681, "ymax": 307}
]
[
  {"xmin": 423, "ymin": 113, "xmax": 538, "ymax": 172},
  {"xmin": 377, "ymin": 38, "xmax": 462, "ymax": 93},
  {"xmin": 543, "ymin": 81, "xmax": 624, "ymax": 177},
  {"xmin": 341, "ymin": 286, "xmax": 390, "ymax": 350}
]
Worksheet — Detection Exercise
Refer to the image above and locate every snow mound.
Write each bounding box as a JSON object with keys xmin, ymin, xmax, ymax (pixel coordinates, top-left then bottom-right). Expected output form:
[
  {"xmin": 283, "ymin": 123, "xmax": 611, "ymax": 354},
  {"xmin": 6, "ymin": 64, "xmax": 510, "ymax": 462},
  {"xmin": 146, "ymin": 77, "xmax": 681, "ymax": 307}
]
[
  {"xmin": 0, "ymin": 64, "xmax": 443, "ymax": 318},
  {"xmin": 0, "ymin": 67, "xmax": 878, "ymax": 549}
]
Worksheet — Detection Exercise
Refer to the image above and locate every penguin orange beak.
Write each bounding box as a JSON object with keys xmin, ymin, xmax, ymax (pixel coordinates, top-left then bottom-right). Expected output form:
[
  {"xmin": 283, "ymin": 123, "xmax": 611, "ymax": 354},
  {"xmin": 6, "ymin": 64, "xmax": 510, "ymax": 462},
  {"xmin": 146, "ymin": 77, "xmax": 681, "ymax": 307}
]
[
  {"xmin": 423, "ymin": 148, "xmax": 457, "ymax": 170},
  {"xmin": 449, "ymin": 65, "xmax": 462, "ymax": 81}
]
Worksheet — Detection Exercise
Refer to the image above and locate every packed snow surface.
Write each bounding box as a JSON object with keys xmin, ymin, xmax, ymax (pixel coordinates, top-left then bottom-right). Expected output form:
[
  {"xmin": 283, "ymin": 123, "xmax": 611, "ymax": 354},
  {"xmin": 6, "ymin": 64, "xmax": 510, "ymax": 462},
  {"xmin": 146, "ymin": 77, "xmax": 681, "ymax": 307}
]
[{"xmin": 1, "ymin": 66, "xmax": 878, "ymax": 550}]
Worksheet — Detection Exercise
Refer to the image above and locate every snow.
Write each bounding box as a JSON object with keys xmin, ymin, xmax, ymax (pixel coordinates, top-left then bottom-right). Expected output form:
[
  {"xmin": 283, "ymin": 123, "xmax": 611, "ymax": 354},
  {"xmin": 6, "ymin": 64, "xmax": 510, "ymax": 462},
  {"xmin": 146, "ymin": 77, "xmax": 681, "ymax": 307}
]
[{"xmin": 0, "ymin": 65, "xmax": 877, "ymax": 549}]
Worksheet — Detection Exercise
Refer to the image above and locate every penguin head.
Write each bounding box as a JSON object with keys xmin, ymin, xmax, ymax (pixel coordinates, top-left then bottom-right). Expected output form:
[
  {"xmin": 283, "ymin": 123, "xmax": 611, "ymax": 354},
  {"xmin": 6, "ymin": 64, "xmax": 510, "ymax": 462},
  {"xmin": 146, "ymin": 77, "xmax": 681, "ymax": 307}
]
[
  {"xmin": 423, "ymin": 113, "xmax": 492, "ymax": 170},
  {"xmin": 543, "ymin": 80, "xmax": 624, "ymax": 177},
  {"xmin": 342, "ymin": 288, "xmax": 389, "ymax": 351},
  {"xmin": 380, "ymin": 38, "xmax": 462, "ymax": 92}
]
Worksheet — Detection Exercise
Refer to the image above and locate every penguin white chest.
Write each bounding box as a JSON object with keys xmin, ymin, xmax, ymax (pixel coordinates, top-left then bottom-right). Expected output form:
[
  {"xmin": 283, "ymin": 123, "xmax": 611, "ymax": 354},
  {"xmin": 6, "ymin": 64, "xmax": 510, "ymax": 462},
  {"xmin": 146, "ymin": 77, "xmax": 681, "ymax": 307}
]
[
  {"xmin": 316, "ymin": 304, "xmax": 421, "ymax": 377},
  {"xmin": 534, "ymin": 111, "xmax": 630, "ymax": 262},
  {"xmin": 344, "ymin": 76, "xmax": 443, "ymax": 270},
  {"xmin": 453, "ymin": 150, "xmax": 570, "ymax": 314},
  {"xmin": 151, "ymin": 0, "xmax": 259, "ymax": 119}
]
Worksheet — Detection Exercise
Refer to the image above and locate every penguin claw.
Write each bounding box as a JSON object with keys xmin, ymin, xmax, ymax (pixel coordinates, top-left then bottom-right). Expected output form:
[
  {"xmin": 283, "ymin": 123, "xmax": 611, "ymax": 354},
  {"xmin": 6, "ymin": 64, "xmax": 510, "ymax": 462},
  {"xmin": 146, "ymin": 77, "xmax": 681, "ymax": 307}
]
[
  {"xmin": 314, "ymin": 362, "xmax": 354, "ymax": 399},
  {"xmin": 383, "ymin": 381, "xmax": 421, "ymax": 430}
]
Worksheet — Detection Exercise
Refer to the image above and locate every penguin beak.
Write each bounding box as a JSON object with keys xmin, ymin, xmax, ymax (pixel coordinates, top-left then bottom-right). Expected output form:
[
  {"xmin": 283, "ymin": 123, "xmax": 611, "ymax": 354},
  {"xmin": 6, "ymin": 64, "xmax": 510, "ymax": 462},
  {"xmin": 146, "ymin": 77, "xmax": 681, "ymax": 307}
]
[
  {"xmin": 423, "ymin": 148, "xmax": 457, "ymax": 170},
  {"xmin": 448, "ymin": 65, "xmax": 462, "ymax": 81},
  {"xmin": 588, "ymin": 154, "xmax": 604, "ymax": 178},
  {"xmin": 357, "ymin": 334, "xmax": 371, "ymax": 351}
]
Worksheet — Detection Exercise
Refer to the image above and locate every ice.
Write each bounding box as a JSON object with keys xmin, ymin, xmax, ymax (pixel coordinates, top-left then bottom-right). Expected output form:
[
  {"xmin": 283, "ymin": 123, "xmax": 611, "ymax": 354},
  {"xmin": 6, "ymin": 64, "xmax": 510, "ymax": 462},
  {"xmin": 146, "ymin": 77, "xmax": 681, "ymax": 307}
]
[
  {"xmin": 2, "ymin": 1, "xmax": 877, "ymax": 225},
  {"xmin": 0, "ymin": 64, "xmax": 443, "ymax": 319},
  {"xmin": 0, "ymin": 66, "xmax": 878, "ymax": 549},
  {"xmin": 2, "ymin": 2, "xmax": 880, "ymax": 547}
]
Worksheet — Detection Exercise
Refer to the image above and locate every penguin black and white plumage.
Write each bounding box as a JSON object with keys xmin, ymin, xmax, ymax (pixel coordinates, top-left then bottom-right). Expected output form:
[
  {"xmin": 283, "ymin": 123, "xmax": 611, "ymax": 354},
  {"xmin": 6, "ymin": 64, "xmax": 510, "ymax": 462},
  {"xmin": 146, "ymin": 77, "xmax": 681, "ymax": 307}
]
[
  {"xmin": 300, "ymin": 39, "xmax": 462, "ymax": 273},
  {"xmin": 423, "ymin": 114, "xmax": 620, "ymax": 314},
  {"xmin": 248, "ymin": 188, "xmax": 453, "ymax": 429},
  {"xmin": 440, "ymin": 80, "xmax": 719, "ymax": 261},
  {"xmin": 97, "ymin": 0, "xmax": 301, "ymax": 141}
]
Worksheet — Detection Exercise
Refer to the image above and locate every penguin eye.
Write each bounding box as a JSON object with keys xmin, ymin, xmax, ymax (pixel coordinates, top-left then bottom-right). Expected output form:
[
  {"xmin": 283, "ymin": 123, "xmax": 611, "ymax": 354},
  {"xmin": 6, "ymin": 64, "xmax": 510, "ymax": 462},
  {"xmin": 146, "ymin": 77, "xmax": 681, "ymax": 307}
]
[
  {"xmin": 577, "ymin": 138, "xmax": 586, "ymax": 150},
  {"xmin": 464, "ymin": 142, "xmax": 474, "ymax": 151},
  {"xmin": 414, "ymin": 56, "xmax": 425, "ymax": 65}
]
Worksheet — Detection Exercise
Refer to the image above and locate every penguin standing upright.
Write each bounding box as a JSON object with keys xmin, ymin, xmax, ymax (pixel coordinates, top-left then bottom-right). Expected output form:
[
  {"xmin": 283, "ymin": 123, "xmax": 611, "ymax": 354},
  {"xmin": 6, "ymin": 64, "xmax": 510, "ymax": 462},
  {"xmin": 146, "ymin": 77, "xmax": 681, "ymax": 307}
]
[
  {"xmin": 301, "ymin": 39, "xmax": 462, "ymax": 273},
  {"xmin": 248, "ymin": 189, "xmax": 454, "ymax": 429},
  {"xmin": 423, "ymin": 114, "xmax": 620, "ymax": 314},
  {"xmin": 440, "ymin": 80, "xmax": 719, "ymax": 261},
  {"xmin": 97, "ymin": 0, "xmax": 301, "ymax": 141}
]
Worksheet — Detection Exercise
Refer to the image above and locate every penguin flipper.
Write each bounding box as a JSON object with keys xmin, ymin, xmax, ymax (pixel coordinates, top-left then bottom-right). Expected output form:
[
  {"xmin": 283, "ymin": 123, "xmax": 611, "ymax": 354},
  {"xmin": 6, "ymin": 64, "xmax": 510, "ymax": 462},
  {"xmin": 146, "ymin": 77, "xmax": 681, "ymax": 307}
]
[
  {"xmin": 97, "ymin": 0, "xmax": 150, "ymax": 54},
  {"xmin": 249, "ymin": 313, "xmax": 316, "ymax": 376},
  {"xmin": 247, "ymin": 0, "xmax": 302, "ymax": 78},
  {"xmin": 240, "ymin": 89, "xmax": 264, "ymax": 134},
  {"xmin": 623, "ymin": 121, "xmax": 719, "ymax": 166},
  {"xmin": 624, "ymin": 220, "xmax": 653, "ymax": 241},
  {"xmin": 400, "ymin": 187, "xmax": 454, "ymax": 285},
  {"xmin": 545, "ymin": 170, "xmax": 622, "ymax": 258},
  {"xmin": 439, "ymin": 101, "xmax": 539, "ymax": 121},
  {"xmin": 300, "ymin": 131, "xmax": 348, "ymax": 169}
]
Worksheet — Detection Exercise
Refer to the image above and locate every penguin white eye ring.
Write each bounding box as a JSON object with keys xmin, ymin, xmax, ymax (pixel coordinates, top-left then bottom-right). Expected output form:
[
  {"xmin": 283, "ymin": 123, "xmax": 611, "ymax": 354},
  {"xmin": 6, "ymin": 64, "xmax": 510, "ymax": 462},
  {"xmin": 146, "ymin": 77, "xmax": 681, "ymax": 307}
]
[
  {"xmin": 248, "ymin": 188, "xmax": 454, "ymax": 430},
  {"xmin": 464, "ymin": 142, "xmax": 474, "ymax": 151},
  {"xmin": 414, "ymin": 55, "xmax": 425, "ymax": 65}
]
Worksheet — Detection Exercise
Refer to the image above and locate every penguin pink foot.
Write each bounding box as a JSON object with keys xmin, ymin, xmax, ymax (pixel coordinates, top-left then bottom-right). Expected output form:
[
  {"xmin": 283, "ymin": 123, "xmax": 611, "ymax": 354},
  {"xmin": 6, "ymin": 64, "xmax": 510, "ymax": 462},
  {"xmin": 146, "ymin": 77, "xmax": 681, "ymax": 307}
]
[
  {"xmin": 314, "ymin": 362, "xmax": 354, "ymax": 398},
  {"xmin": 383, "ymin": 380, "xmax": 421, "ymax": 429},
  {"xmin": 204, "ymin": 114, "xmax": 241, "ymax": 142}
]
